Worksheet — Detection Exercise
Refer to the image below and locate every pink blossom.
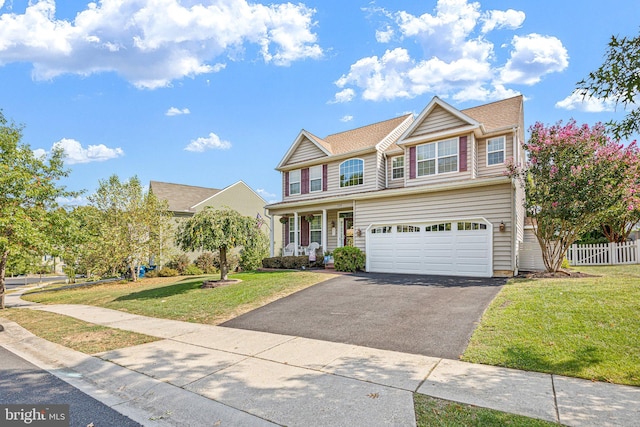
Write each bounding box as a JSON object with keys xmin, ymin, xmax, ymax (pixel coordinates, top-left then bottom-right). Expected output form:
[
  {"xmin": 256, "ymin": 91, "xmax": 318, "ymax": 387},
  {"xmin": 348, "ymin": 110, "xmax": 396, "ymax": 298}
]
[{"xmin": 552, "ymin": 202, "xmax": 559, "ymax": 208}]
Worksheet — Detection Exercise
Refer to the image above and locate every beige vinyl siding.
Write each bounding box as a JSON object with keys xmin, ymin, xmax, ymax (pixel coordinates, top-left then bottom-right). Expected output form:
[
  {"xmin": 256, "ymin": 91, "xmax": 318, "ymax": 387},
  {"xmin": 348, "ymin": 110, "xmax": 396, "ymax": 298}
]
[
  {"xmin": 519, "ymin": 227, "xmax": 545, "ymax": 271},
  {"xmin": 410, "ymin": 105, "xmax": 467, "ymax": 137},
  {"xmin": 386, "ymin": 154, "xmax": 405, "ymax": 189},
  {"xmin": 471, "ymin": 134, "xmax": 478, "ymax": 179},
  {"xmin": 477, "ymin": 134, "xmax": 513, "ymax": 177},
  {"xmin": 354, "ymin": 183, "xmax": 515, "ymax": 271},
  {"xmin": 405, "ymin": 135, "xmax": 473, "ymax": 187},
  {"xmin": 377, "ymin": 151, "xmax": 386, "ymax": 190},
  {"xmin": 286, "ymin": 138, "xmax": 327, "ymax": 165},
  {"xmin": 283, "ymin": 152, "xmax": 379, "ymax": 202}
]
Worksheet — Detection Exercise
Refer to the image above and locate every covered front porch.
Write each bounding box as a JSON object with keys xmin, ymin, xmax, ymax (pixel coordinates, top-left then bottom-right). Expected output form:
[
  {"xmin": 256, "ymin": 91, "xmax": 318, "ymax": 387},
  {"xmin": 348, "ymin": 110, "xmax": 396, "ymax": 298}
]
[{"xmin": 266, "ymin": 205, "xmax": 358, "ymax": 257}]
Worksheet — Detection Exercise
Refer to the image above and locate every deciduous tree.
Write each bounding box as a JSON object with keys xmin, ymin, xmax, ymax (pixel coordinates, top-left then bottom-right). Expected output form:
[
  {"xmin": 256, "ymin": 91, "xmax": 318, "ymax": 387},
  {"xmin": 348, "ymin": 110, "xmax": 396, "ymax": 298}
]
[
  {"xmin": 577, "ymin": 30, "xmax": 640, "ymax": 140},
  {"xmin": 0, "ymin": 111, "xmax": 76, "ymax": 309},
  {"xmin": 508, "ymin": 120, "xmax": 640, "ymax": 272},
  {"xmin": 176, "ymin": 207, "xmax": 261, "ymax": 280}
]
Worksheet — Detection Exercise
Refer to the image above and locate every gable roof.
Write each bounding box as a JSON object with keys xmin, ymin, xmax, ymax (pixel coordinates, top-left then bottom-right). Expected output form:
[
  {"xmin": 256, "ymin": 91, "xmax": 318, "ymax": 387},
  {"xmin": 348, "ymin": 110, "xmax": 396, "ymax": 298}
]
[
  {"xmin": 461, "ymin": 95, "xmax": 523, "ymax": 132},
  {"xmin": 277, "ymin": 114, "xmax": 412, "ymax": 169},
  {"xmin": 150, "ymin": 181, "xmax": 220, "ymax": 212}
]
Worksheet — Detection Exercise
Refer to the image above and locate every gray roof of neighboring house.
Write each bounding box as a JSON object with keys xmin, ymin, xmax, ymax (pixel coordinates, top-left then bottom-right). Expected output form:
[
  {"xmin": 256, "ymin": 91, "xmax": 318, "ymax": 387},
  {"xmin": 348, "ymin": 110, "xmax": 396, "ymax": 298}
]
[{"xmin": 150, "ymin": 181, "xmax": 220, "ymax": 213}]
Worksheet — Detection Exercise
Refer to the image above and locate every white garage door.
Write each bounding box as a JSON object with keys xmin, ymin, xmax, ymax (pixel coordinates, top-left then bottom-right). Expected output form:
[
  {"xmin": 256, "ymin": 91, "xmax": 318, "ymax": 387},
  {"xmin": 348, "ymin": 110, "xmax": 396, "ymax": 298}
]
[{"xmin": 367, "ymin": 220, "xmax": 492, "ymax": 277}]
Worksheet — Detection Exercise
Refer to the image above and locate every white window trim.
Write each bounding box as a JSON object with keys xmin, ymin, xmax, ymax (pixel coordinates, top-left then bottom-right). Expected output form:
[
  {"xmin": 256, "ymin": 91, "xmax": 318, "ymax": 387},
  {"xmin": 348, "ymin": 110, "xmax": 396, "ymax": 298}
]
[
  {"xmin": 289, "ymin": 169, "xmax": 301, "ymax": 195},
  {"xmin": 391, "ymin": 156, "xmax": 404, "ymax": 180},
  {"xmin": 486, "ymin": 136, "xmax": 506, "ymax": 167},
  {"xmin": 288, "ymin": 217, "xmax": 300, "ymax": 244},
  {"xmin": 339, "ymin": 158, "xmax": 365, "ymax": 188},
  {"xmin": 416, "ymin": 137, "xmax": 459, "ymax": 177},
  {"xmin": 309, "ymin": 215, "xmax": 322, "ymax": 244},
  {"xmin": 309, "ymin": 165, "xmax": 323, "ymax": 193}
]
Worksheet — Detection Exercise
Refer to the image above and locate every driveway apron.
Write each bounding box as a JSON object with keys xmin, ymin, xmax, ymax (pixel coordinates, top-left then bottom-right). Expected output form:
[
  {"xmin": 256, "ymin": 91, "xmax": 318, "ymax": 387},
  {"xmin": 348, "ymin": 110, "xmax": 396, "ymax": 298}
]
[{"xmin": 222, "ymin": 272, "xmax": 506, "ymax": 359}]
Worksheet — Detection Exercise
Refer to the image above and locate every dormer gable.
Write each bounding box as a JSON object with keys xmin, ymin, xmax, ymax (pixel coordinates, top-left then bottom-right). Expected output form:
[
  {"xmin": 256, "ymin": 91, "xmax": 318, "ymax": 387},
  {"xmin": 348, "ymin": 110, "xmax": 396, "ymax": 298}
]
[
  {"xmin": 398, "ymin": 96, "xmax": 481, "ymax": 145},
  {"xmin": 277, "ymin": 130, "xmax": 332, "ymax": 169}
]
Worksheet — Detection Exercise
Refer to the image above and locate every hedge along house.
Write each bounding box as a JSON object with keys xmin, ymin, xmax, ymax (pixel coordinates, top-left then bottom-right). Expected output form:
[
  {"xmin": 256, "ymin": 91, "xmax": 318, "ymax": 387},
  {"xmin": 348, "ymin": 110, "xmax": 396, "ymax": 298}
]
[
  {"xmin": 150, "ymin": 180, "xmax": 282, "ymax": 260},
  {"xmin": 265, "ymin": 95, "xmax": 526, "ymax": 277}
]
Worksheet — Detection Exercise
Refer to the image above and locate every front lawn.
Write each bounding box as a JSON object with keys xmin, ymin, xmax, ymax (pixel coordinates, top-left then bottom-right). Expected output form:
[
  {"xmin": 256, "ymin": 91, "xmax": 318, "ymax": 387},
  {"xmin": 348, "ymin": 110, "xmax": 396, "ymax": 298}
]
[
  {"xmin": 463, "ymin": 265, "xmax": 640, "ymax": 386},
  {"xmin": 20, "ymin": 271, "xmax": 334, "ymax": 325}
]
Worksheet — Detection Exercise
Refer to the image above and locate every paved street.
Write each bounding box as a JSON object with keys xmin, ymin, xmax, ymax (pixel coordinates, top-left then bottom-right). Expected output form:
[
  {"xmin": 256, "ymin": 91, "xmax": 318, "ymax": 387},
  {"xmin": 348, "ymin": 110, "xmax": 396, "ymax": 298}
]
[
  {"xmin": 3, "ymin": 276, "xmax": 66, "ymax": 289},
  {"xmin": 0, "ymin": 345, "xmax": 141, "ymax": 427}
]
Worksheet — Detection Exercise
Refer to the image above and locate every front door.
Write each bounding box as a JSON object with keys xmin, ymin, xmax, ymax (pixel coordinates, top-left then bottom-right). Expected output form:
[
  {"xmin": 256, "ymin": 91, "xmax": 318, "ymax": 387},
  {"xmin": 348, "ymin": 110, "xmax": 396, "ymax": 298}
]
[{"xmin": 340, "ymin": 212, "xmax": 354, "ymax": 247}]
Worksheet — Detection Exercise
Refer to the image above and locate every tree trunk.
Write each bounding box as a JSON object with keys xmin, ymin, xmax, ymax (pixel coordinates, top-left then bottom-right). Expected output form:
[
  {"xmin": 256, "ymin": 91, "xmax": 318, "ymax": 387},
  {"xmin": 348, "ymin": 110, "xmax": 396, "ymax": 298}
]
[
  {"xmin": 220, "ymin": 247, "xmax": 228, "ymax": 281},
  {"xmin": 0, "ymin": 250, "xmax": 8, "ymax": 310}
]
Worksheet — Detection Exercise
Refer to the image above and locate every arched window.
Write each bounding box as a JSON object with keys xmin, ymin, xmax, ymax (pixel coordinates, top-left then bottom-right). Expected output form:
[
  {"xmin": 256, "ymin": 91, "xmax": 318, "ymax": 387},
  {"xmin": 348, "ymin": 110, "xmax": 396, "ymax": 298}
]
[{"xmin": 340, "ymin": 159, "xmax": 364, "ymax": 187}]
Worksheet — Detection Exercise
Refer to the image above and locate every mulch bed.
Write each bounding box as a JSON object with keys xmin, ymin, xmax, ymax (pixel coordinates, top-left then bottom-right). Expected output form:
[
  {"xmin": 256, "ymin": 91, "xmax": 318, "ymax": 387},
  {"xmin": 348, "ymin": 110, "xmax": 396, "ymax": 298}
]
[
  {"xmin": 519, "ymin": 270, "xmax": 598, "ymax": 279},
  {"xmin": 200, "ymin": 279, "xmax": 242, "ymax": 289}
]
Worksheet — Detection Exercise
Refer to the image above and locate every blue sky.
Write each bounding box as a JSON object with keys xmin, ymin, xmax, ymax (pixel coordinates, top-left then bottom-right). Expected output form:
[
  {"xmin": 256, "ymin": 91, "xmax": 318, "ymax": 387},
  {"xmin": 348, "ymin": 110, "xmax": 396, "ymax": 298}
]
[{"xmin": 1, "ymin": 0, "xmax": 638, "ymax": 205}]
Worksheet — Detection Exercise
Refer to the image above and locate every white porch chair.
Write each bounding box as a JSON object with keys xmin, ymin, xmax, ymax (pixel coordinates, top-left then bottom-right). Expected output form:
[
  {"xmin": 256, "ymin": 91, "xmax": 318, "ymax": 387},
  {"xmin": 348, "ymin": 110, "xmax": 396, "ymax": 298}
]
[
  {"xmin": 307, "ymin": 242, "xmax": 320, "ymax": 261},
  {"xmin": 283, "ymin": 243, "xmax": 295, "ymax": 256}
]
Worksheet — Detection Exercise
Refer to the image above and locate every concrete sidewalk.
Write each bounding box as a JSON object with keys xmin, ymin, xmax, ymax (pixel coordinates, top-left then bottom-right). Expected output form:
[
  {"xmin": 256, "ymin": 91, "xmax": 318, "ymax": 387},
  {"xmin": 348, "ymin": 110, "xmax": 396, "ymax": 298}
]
[{"xmin": 1, "ymin": 291, "xmax": 639, "ymax": 426}]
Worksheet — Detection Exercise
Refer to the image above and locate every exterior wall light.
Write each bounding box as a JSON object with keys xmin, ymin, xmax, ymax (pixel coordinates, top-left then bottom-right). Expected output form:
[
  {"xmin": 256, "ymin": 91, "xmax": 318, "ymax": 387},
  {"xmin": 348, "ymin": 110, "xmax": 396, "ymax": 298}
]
[{"xmin": 499, "ymin": 221, "xmax": 506, "ymax": 232}]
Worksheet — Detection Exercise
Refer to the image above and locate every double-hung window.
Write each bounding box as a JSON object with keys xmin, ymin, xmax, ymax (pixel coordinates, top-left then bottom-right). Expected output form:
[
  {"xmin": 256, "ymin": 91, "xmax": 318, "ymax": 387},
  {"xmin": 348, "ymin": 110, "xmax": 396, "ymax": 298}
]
[
  {"xmin": 487, "ymin": 136, "xmax": 505, "ymax": 166},
  {"xmin": 417, "ymin": 138, "xmax": 458, "ymax": 176},
  {"xmin": 340, "ymin": 159, "xmax": 364, "ymax": 187},
  {"xmin": 310, "ymin": 165, "xmax": 322, "ymax": 192},
  {"xmin": 289, "ymin": 169, "xmax": 301, "ymax": 195},
  {"xmin": 288, "ymin": 217, "xmax": 300, "ymax": 244},
  {"xmin": 309, "ymin": 215, "xmax": 322, "ymax": 244},
  {"xmin": 391, "ymin": 156, "xmax": 404, "ymax": 179}
]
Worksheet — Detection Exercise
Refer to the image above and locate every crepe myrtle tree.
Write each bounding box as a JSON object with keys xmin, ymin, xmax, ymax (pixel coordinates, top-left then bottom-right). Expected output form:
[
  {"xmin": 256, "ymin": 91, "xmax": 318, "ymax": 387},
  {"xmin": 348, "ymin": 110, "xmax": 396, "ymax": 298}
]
[
  {"xmin": 175, "ymin": 207, "xmax": 261, "ymax": 281},
  {"xmin": 0, "ymin": 111, "xmax": 77, "ymax": 309},
  {"xmin": 507, "ymin": 120, "xmax": 640, "ymax": 272}
]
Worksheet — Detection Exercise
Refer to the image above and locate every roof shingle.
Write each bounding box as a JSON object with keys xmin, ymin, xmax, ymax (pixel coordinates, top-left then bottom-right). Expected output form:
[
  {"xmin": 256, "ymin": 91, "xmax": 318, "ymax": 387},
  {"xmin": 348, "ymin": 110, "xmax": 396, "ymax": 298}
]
[{"xmin": 150, "ymin": 181, "xmax": 220, "ymax": 212}]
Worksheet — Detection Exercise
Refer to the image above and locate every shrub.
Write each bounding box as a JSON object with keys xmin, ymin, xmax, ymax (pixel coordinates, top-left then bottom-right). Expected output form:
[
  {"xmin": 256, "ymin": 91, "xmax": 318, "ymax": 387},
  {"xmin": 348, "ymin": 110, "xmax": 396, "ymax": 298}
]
[
  {"xmin": 157, "ymin": 267, "xmax": 179, "ymax": 277},
  {"xmin": 194, "ymin": 252, "xmax": 217, "ymax": 273},
  {"xmin": 262, "ymin": 257, "xmax": 284, "ymax": 269},
  {"xmin": 333, "ymin": 246, "xmax": 365, "ymax": 272},
  {"xmin": 166, "ymin": 254, "xmax": 191, "ymax": 274},
  {"xmin": 561, "ymin": 258, "xmax": 571, "ymax": 269},
  {"xmin": 240, "ymin": 232, "xmax": 270, "ymax": 271},
  {"xmin": 144, "ymin": 269, "xmax": 159, "ymax": 278},
  {"xmin": 183, "ymin": 264, "xmax": 204, "ymax": 275}
]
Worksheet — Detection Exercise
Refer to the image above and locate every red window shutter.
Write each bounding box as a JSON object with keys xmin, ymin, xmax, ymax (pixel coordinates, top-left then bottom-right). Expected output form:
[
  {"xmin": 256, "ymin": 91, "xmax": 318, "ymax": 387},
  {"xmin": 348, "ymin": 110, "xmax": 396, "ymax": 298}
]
[
  {"xmin": 409, "ymin": 146, "xmax": 416, "ymax": 179},
  {"xmin": 322, "ymin": 164, "xmax": 328, "ymax": 191},
  {"xmin": 301, "ymin": 168, "xmax": 309, "ymax": 194},
  {"xmin": 459, "ymin": 136, "xmax": 467, "ymax": 172},
  {"xmin": 284, "ymin": 171, "xmax": 290, "ymax": 197},
  {"xmin": 284, "ymin": 221, "xmax": 289, "ymax": 245},
  {"xmin": 301, "ymin": 218, "xmax": 310, "ymax": 246}
]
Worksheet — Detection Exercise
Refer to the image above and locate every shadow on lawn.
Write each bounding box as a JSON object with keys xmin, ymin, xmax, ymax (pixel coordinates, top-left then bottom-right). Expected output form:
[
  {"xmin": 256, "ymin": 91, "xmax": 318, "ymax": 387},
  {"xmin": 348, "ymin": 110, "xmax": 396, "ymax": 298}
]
[
  {"xmin": 113, "ymin": 277, "xmax": 209, "ymax": 301},
  {"xmin": 497, "ymin": 344, "xmax": 603, "ymax": 379}
]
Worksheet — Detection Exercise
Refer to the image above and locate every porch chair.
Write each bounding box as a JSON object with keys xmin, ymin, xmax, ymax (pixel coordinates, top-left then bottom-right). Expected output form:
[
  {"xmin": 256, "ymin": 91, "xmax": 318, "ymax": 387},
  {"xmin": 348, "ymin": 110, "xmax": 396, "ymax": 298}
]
[
  {"xmin": 307, "ymin": 242, "xmax": 320, "ymax": 261},
  {"xmin": 283, "ymin": 243, "xmax": 295, "ymax": 256}
]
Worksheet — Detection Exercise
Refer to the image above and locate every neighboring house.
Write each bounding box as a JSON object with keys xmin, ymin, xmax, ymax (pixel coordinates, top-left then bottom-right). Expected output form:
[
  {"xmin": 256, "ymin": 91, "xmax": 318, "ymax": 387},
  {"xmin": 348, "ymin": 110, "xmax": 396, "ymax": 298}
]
[
  {"xmin": 265, "ymin": 95, "xmax": 526, "ymax": 277},
  {"xmin": 150, "ymin": 180, "xmax": 282, "ymax": 259}
]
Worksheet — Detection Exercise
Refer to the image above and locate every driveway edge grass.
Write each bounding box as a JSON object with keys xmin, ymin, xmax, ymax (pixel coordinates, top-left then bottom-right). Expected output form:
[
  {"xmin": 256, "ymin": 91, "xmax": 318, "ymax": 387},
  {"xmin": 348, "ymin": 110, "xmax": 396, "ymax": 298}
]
[{"xmin": 463, "ymin": 265, "xmax": 640, "ymax": 386}]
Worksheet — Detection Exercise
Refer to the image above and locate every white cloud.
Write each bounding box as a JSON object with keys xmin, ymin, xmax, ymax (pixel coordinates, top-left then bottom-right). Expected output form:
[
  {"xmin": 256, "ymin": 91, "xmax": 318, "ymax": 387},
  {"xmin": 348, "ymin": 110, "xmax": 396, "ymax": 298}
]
[
  {"xmin": 256, "ymin": 188, "xmax": 278, "ymax": 203},
  {"xmin": 166, "ymin": 107, "xmax": 190, "ymax": 116},
  {"xmin": 499, "ymin": 34, "xmax": 568, "ymax": 85},
  {"xmin": 33, "ymin": 148, "xmax": 47, "ymax": 159},
  {"xmin": 56, "ymin": 195, "xmax": 89, "ymax": 206},
  {"xmin": 335, "ymin": 0, "xmax": 567, "ymax": 103},
  {"xmin": 51, "ymin": 138, "xmax": 124, "ymax": 164},
  {"xmin": 376, "ymin": 26, "xmax": 394, "ymax": 43},
  {"xmin": 184, "ymin": 132, "xmax": 231, "ymax": 152},
  {"xmin": 0, "ymin": 0, "xmax": 322, "ymax": 88},
  {"xmin": 555, "ymin": 91, "xmax": 616, "ymax": 112},
  {"xmin": 340, "ymin": 115, "xmax": 353, "ymax": 122},
  {"xmin": 0, "ymin": 1, "xmax": 5, "ymax": 9},
  {"xmin": 329, "ymin": 88, "xmax": 355, "ymax": 104},
  {"xmin": 480, "ymin": 9, "xmax": 525, "ymax": 33}
]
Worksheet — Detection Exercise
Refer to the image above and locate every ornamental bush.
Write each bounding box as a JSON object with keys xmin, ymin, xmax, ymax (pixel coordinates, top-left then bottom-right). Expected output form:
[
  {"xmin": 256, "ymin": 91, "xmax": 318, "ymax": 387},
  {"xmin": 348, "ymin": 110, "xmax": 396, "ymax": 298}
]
[
  {"xmin": 183, "ymin": 264, "xmax": 204, "ymax": 275},
  {"xmin": 333, "ymin": 246, "xmax": 365, "ymax": 272}
]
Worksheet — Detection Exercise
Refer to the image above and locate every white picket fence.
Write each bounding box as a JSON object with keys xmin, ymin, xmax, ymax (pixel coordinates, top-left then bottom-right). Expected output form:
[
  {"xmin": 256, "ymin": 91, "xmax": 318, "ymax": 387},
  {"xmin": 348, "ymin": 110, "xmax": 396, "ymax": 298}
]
[{"xmin": 566, "ymin": 241, "xmax": 639, "ymax": 266}]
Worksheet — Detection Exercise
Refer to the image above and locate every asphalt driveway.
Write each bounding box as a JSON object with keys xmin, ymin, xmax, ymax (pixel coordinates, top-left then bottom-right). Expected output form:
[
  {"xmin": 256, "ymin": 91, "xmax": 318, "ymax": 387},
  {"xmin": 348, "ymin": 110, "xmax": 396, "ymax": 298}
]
[{"xmin": 221, "ymin": 273, "xmax": 506, "ymax": 359}]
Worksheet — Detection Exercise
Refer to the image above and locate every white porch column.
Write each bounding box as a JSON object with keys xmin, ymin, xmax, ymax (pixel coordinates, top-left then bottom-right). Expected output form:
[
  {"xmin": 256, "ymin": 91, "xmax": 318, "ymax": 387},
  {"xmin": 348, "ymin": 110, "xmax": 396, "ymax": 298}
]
[
  {"xmin": 269, "ymin": 213, "xmax": 275, "ymax": 257},
  {"xmin": 322, "ymin": 209, "xmax": 327, "ymax": 254},
  {"xmin": 293, "ymin": 212, "xmax": 299, "ymax": 256}
]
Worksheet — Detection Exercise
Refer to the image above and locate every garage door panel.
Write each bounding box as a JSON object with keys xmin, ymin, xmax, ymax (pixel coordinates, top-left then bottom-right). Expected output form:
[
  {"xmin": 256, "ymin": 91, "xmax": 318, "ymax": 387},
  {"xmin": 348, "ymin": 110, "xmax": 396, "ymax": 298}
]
[{"xmin": 368, "ymin": 220, "xmax": 492, "ymax": 277}]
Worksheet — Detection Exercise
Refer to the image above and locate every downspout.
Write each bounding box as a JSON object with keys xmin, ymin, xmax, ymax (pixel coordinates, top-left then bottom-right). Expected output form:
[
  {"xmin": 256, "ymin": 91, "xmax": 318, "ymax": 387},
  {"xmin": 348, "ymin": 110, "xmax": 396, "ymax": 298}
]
[{"xmin": 383, "ymin": 152, "xmax": 388, "ymax": 189}]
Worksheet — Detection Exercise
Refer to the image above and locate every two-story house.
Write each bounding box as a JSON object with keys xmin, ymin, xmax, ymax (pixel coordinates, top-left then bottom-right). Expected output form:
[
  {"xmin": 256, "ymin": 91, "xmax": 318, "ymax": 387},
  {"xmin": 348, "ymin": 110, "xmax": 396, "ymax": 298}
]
[{"xmin": 265, "ymin": 95, "xmax": 525, "ymax": 278}]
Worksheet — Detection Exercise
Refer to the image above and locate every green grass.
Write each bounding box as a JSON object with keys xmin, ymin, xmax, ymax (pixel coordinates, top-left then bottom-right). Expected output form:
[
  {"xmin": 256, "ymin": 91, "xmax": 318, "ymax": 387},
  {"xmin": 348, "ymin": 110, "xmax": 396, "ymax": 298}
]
[
  {"xmin": 20, "ymin": 271, "xmax": 334, "ymax": 325},
  {"xmin": 414, "ymin": 395, "xmax": 557, "ymax": 426},
  {"xmin": 463, "ymin": 265, "xmax": 640, "ymax": 386},
  {"xmin": 0, "ymin": 309, "xmax": 158, "ymax": 354}
]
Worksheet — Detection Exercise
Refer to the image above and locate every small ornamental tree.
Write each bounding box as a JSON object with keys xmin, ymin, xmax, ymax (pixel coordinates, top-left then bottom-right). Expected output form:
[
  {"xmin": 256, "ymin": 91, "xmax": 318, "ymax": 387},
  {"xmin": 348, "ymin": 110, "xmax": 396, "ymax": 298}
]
[
  {"xmin": 507, "ymin": 120, "xmax": 640, "ymax": 272},
  {"xmin": 175, "ymin": 207, "xmax": 260, "ymax": 281}
]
